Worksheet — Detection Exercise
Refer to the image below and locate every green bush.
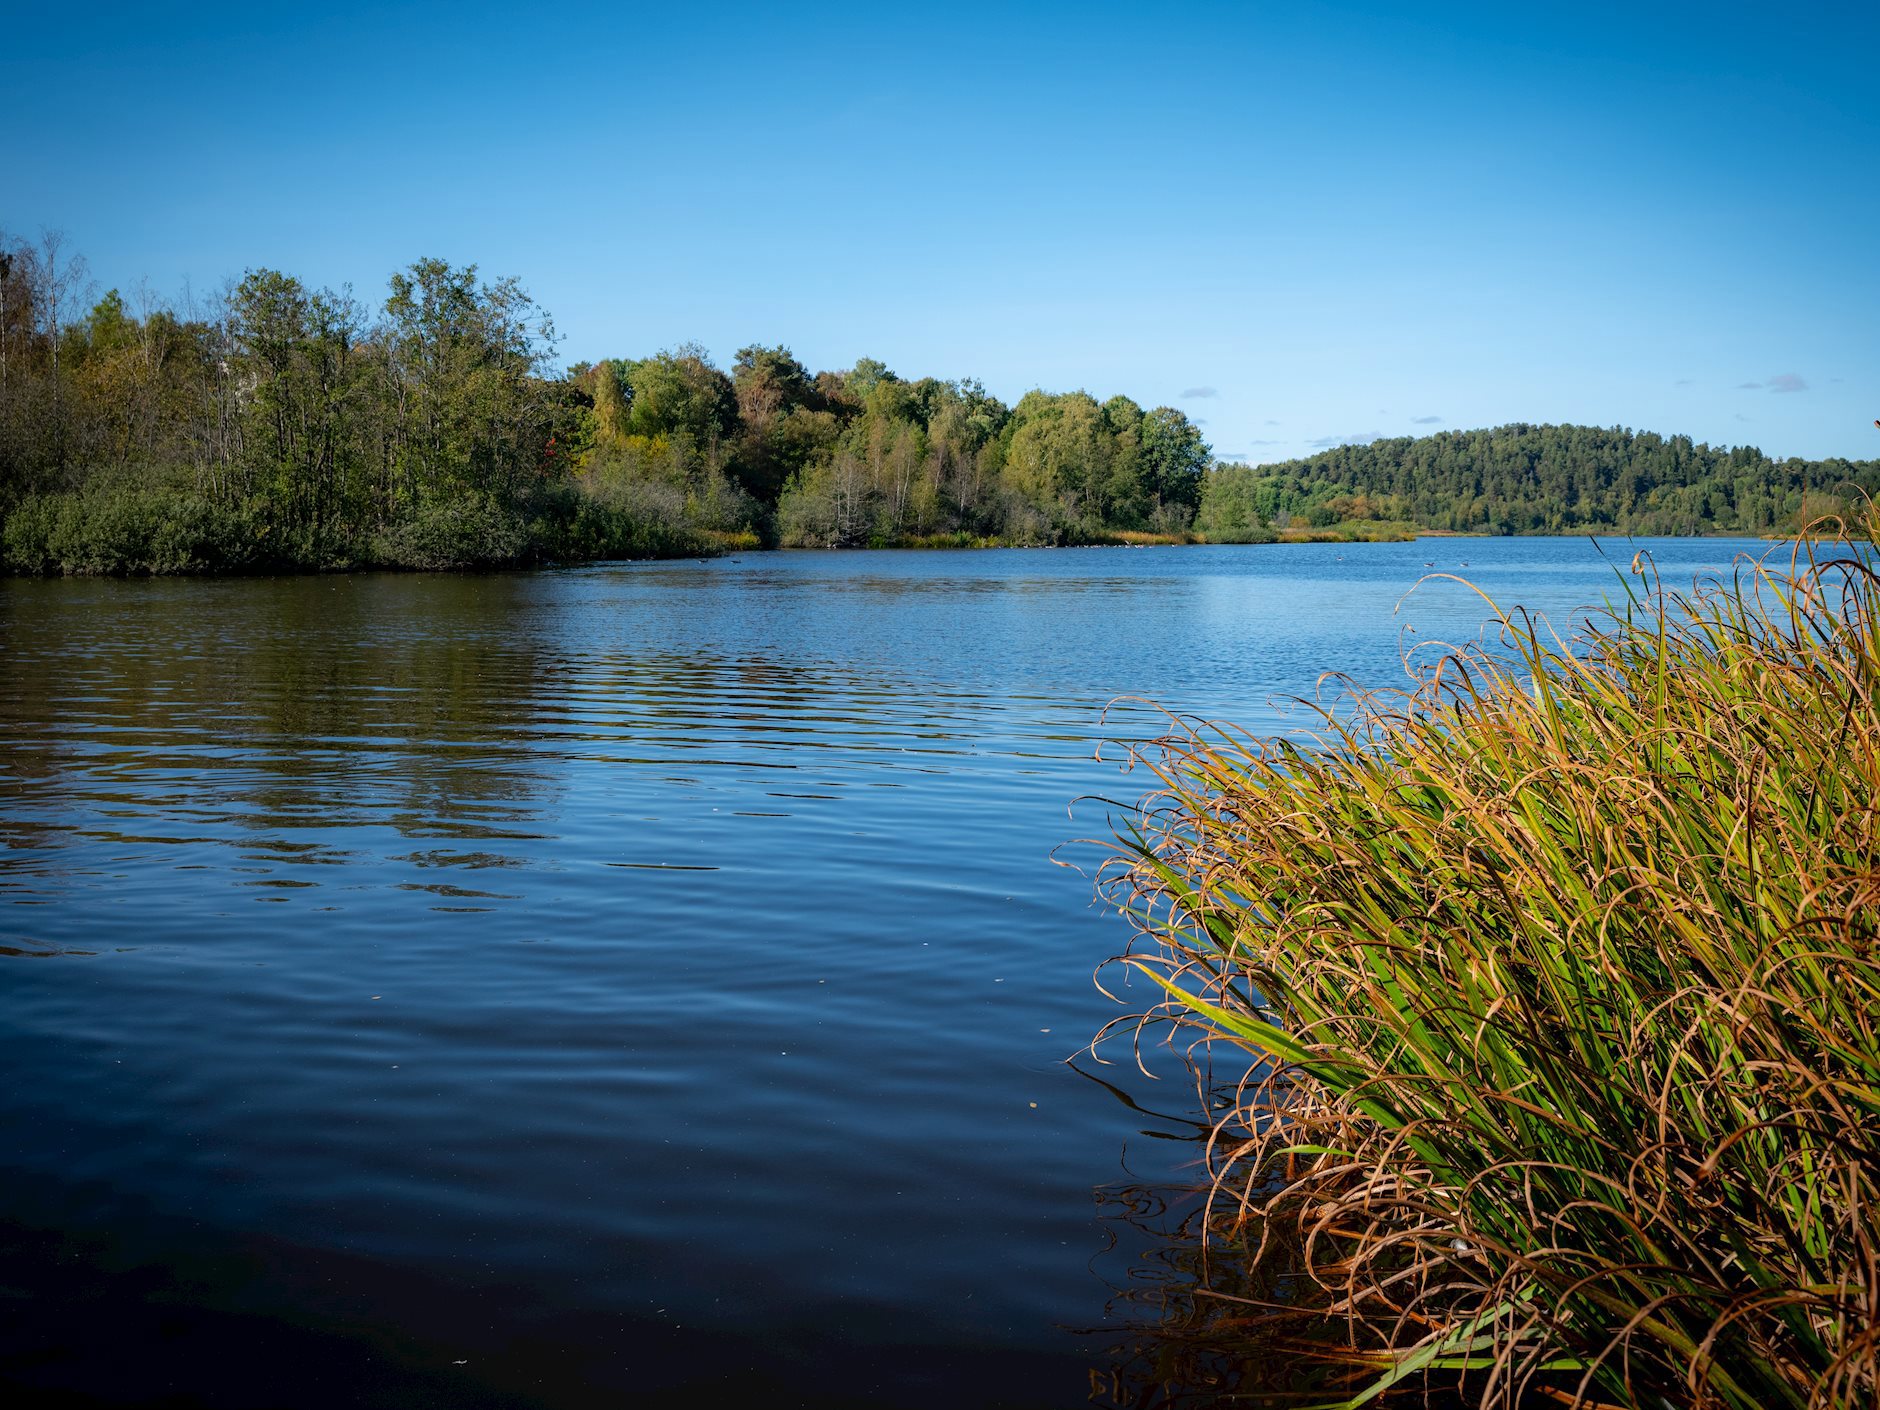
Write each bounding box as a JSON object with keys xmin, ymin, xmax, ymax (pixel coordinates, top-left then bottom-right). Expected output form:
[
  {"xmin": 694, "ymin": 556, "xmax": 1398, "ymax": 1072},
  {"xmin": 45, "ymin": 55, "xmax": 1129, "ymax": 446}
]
[
  {"xmin": 0, "ymin": 479, "xmax": 721, "ymax": 576},
  {"xmin": 369, "ymin": 492, "xmax": 531, "ymax": 570},
  {"xmin": 526, "ymin": 484, "xmax": 705, "ymax": 562},
  {"xmin": 3, "ymin": 486, "xmax": 263, "ymax": 575}
]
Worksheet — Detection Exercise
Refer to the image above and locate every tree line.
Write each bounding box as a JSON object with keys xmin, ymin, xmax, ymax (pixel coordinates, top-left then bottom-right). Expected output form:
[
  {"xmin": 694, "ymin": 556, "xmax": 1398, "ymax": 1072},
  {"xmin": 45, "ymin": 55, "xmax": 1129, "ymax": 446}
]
[
  {"xmin": 1198, "ymin": 424, "xmax": 1879, "ymax": 541},
  {"xmin": 5, "ymin": 230, "xmax": 1871, "ymax": 575},
  {"xmin": 0, "ymin": 231, "xmax": 1210, "ymax": 574}
]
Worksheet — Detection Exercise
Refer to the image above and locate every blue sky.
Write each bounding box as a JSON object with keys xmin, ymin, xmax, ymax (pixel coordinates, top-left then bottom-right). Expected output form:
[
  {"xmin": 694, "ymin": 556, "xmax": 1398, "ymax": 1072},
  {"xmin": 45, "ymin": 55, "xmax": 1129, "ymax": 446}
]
[{"xmin": 8, "ymin": 1, "xmax": 1877, "ymax": 462}]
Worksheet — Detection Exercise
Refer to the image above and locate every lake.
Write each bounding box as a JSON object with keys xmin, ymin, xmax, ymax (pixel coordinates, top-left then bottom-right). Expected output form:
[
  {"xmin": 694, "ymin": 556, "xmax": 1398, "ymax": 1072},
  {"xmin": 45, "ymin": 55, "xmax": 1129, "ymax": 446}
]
[{"xmin": 0, "ymin": 537, "xmax": 1772, "ymax": 1407}]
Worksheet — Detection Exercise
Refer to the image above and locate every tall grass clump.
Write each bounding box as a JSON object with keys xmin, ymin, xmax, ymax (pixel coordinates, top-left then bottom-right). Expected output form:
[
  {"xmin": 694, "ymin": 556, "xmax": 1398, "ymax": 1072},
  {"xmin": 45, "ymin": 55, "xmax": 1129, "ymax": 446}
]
[{"xmin": 1098, "ymin": 523, "xmax": 1879, "ymax": 1408}]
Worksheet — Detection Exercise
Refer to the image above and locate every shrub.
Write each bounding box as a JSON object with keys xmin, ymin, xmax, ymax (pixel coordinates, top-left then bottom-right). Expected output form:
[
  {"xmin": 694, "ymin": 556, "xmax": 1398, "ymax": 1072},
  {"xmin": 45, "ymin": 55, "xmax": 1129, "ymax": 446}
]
[
  {"xmin": 526, "ymin": 485, "xmax": 704, "ymax": 563},
  {"xmin": 537, "ymin": 477, "xmax": 717, "ymax": 561},
  {"xmin": 1, "ymin": 478, "xmax": 718, "ymax": 576},
  {"xmin": 369, "ymin": 492, "xmax": 530, "ymax": 570},
  {"xmin": 2, "ymin": 485, "xmax": 263, "ymax": 575}
]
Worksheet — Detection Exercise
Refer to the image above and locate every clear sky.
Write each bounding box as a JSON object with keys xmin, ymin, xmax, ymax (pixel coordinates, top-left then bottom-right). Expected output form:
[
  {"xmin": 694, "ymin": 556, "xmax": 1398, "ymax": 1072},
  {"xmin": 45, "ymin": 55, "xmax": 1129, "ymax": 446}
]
[{"xmin": 7, "ymin": 1, "xmax": 1876, "ymax": 463}]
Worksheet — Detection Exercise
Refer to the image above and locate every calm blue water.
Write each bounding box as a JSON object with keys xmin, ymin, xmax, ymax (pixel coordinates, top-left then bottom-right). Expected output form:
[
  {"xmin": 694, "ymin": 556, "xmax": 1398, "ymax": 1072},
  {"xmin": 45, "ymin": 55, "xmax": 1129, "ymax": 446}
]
[{"xmin": 0, "ymin": 538, "xmax": 1771, "ymax": 1407}]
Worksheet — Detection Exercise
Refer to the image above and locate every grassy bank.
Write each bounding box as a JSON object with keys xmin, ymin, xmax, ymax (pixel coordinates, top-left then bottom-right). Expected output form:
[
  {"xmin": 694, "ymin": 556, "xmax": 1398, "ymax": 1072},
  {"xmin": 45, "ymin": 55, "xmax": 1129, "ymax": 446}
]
[{"xmin": 1099, "ymin": 523, "xmax": 1878, "ymax": 1408}]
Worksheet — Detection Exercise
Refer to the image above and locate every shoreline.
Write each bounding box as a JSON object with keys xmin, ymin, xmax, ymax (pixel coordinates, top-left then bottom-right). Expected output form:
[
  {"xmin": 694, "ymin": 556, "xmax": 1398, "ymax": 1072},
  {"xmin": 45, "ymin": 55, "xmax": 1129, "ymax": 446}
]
[{"xmin": 0, "ymin": 526, "xmax": 1807, "ymax": 580}]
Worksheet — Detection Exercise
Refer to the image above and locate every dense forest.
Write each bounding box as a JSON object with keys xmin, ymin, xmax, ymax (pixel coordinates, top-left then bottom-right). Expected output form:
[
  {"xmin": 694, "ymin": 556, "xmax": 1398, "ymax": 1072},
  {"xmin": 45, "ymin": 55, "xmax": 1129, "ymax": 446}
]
[
  {"xmin": 0, "ymin": 232, "xmax": 1207, "ymax": 573},
  {"xmin": 1199, "ymin": 425, "xmax": 1879, "ymax": 541},
  {"xmin": 2, "ymin": 230, "xmax": 1872, "ymax": 575}
]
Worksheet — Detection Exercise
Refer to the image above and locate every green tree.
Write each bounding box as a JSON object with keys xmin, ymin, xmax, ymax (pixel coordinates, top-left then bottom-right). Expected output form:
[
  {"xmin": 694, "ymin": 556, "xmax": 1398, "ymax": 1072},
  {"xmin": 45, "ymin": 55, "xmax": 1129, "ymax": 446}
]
[
  {"xmin": 588, "ymin": 358, "xmax": 632, "ymax": 449},
  {"xmin": 381, "ymin": 257, "xmax": 559, "ymax": 512},
  {"xmin": 1002, "ymin": 390, "xmax": 1119, "ymax": 532},
  {"xmin": 622, "ymin": 344, "xmax": 736, "ymax": 448},
  {"xmin": 731, "ymin": 344, "xmax": 831, "ymax": 501},
  {"xmin": 844, "ymin": 356, "xmax": 895, "ymax": 401},
  {"xmin": 1139, "ymin": 406, "xmax": 1209, "ymax": 525}
]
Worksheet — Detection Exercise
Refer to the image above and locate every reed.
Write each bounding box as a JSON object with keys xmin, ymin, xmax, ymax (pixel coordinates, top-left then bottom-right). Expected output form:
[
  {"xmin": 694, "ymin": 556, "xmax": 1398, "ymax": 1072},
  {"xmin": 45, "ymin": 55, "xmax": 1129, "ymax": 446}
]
[{"xmin": 1098, "ymin": 521, "xmax": 1880, "ymax": 1408}]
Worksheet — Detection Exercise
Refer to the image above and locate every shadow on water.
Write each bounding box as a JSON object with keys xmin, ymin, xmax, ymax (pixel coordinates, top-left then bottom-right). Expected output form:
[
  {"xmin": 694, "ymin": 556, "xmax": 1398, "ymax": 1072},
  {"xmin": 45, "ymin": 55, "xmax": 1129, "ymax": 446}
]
[
  {"xmin": 1075, "ymin": 1061, "xmax": 1478, "ymax": 1410},
  {"xmin": 0, "ymin": 1180, "xmax": 1087, "ymax": 1410}
]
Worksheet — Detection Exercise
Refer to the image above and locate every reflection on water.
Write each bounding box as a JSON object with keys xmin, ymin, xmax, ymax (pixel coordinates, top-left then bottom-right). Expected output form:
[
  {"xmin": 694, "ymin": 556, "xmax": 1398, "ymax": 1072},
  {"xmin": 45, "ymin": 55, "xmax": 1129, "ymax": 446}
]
[
  {"xmin": 0, "ymin": 541, "xmax": 1768, "ymax": 1407},
  {"xmin": 1079, "ymin": 1059, "xmax": 1375, "ymax": 1410}
]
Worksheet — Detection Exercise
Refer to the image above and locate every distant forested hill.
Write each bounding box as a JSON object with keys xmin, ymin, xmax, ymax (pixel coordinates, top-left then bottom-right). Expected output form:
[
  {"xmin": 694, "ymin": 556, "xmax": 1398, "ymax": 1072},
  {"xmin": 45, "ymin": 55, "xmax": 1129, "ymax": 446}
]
[{"xmin": 1198, "ymin": 424, "xmax": 1880, "ymax": 539}]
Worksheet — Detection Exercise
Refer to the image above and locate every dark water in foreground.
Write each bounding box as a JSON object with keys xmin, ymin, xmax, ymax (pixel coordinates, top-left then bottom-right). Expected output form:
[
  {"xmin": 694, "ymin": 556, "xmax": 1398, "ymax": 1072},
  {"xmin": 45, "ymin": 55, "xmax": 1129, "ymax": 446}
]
[{"xmin": 0, "ymin": 538, "xmax": 1770, "ymax": 1408}]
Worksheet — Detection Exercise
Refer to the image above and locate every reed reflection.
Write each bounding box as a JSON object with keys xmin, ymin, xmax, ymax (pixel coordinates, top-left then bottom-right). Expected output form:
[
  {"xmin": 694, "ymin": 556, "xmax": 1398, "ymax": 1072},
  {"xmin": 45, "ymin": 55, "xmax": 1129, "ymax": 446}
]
[{"xmin": 1079, "ymin": 1060, "xmax": 1469, "ymax": 1410}]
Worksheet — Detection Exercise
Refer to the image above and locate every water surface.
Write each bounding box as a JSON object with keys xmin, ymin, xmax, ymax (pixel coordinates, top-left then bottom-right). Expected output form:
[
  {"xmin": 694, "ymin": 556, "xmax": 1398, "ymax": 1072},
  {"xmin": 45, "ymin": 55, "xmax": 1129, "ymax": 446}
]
[{"xmin": 0, "ymin": 538, "xmax": 1769, "ymax": 1407}]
